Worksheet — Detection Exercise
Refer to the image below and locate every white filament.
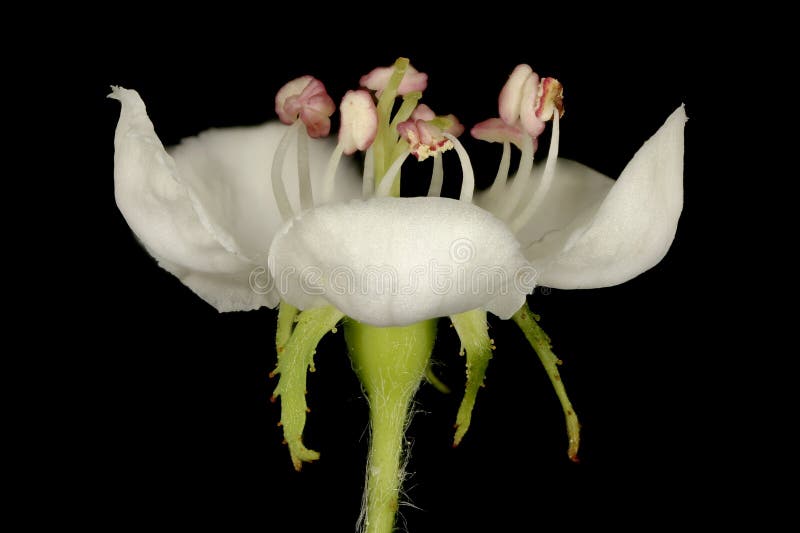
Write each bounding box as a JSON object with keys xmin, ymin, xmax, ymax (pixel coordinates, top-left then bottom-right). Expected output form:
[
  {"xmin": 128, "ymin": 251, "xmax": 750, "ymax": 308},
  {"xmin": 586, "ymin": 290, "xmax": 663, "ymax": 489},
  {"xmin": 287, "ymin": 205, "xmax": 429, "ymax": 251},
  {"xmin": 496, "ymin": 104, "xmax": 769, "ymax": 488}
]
[
  {"xmin": 296, "ymin": 125, "xmax": 313, "ymax": 209},
  {"xmin": 486, "ymin": 141, "xmax": 511, "ymax": 199},
  {"xmin": 375, "ymin": 150, "xmax": 410, "ymax": 197},
  {"xmin": 320, "ymin": 143, "xmax": 345, "ymax": 205},
  {"xmin": 427, "ymin": 155, "xmax": 444, "ymax": 197},
  {"xmin": 444, "ymin": 133, "xmax": 475, "ymax": 203},
  {"xmin": 271, "ymin": 121, "xmax": 301, "ymax": 220},
  {"xmin": 511, "ymin": 113, "xmax": 560, "ymax": 233},
  {"xmin": 498, "ymin": 132, "xmax": 534, "ymax": 220},
  {"xmin": 362, "ymin": 147, "xmax": 375, "ymax": 199}
]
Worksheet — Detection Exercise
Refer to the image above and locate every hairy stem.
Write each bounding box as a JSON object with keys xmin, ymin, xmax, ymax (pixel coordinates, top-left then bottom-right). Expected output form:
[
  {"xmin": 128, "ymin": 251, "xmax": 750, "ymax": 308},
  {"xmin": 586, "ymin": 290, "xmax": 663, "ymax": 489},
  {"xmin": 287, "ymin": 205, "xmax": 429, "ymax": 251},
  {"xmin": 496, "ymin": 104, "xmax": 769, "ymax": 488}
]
[{"xmin": 345, "ymin": 319, "xmax": 437, "ymax": 533}]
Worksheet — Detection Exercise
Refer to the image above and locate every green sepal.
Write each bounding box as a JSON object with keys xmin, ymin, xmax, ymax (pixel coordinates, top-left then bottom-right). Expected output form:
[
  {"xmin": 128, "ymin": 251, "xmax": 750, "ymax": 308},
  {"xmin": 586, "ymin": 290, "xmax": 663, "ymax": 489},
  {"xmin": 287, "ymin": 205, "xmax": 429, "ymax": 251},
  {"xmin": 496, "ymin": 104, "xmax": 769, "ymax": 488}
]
[
  {"xmin": 512, "ymin": 302, "xmax": 581, "ymax": 462},
  {"xmin": 449, "ymin": 309, "xmax": 494, "ymax": 446},
  {"xmin": 272, "ymin": 305, "xmax": 343, "ymax": 470}
]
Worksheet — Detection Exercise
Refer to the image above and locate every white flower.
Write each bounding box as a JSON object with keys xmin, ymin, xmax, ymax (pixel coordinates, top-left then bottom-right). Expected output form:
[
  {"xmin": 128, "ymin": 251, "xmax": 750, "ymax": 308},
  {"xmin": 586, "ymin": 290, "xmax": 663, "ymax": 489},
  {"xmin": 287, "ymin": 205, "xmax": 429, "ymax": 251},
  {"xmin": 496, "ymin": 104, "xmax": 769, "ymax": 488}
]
[
  {"xmin": 110, "ymin": 58, "xmax": 685, "ymax": 533},
  {"xmin": 110, "ymin": 85, "xmax": 683, "ymax": 321},
  {"xmin": 109, "ymin": 86, "xmax": 361, "ymax": 311}
]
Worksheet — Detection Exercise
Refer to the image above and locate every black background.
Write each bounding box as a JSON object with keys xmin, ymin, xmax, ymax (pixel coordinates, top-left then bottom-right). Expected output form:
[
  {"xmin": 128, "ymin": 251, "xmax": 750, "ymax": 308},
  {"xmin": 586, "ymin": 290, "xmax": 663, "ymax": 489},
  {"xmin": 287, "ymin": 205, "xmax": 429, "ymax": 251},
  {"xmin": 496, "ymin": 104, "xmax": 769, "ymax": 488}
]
[{"xmin": 42, "ymin": 14, "xmax": 747, "ymax": 532}]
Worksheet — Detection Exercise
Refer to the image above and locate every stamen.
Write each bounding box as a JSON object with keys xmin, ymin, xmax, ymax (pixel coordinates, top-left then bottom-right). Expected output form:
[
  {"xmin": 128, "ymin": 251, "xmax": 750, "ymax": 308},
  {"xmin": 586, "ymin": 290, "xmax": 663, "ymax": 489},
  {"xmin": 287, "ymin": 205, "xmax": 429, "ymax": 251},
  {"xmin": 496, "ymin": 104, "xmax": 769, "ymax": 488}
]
[
  {"xmin": 511, "ymin": 112, "xmax": 560, "ymax": 233},
  {"xmin": 336, "ymin": 89, "xmax": 377, "ymax": 202},
  {"xmin": 271, "ymin": 121, "xmax": 301, "ymax": 221},
  {"xmin": 361, "ymin": 59, "xmax": 427, "ymax": 97},
  {"xmin": 375, "ymin": 150, "xmax": 410, "ymax": 197},
  {"xmin": 320, "ymin": 144, "xmax": 345, "ymax": 205},
  {"xmin": 497, "ymin": 132, "xmax": 535, "ymax": 220},
  {"xmin": 499, "ymin": 64, "xmax": 534, "ymax": 126},
  {"xmin": 296, "ymin": 125, "xmax": 313, "ymax": 210},
  {"xmin": 397, "ymin": 119, "xmax": 453, "ymax": 162},
  {"xmin": 427, "ymin": 155, "xmax": 444, "ymax": 197},
  {"xmin": 487, "ymin": 140, "xmax": 511, "ymax": 199},
  {"xmin": 362, "ymin": 147, "xmax": 375, "ymax": 199},
  {"xmin": 444, "ymin": 133, "xmax": 475, "ymax": 203}
]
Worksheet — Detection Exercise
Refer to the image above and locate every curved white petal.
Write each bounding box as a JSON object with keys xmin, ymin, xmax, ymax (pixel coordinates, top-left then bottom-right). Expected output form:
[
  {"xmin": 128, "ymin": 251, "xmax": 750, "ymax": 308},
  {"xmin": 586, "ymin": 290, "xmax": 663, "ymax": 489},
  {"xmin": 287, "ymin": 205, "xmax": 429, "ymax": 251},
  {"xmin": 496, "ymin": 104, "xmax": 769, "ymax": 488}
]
[
  {"xmin": 268, "ymin": 197, "xmax": 533, "ymax": 327},
  {"xmin": 502, "ymin": 106, "xmax": 686, "ymax": 289},
  {"xmin": 475, "ymin": 158, "xmax": 615, "ymax": 254},
  {"xmin": 169, "ymin": 121, "xmax": 361, "ymax": 262},
  {"xmin": 110, "ymin": 86, "xmax": 361, "ymax": 311}
]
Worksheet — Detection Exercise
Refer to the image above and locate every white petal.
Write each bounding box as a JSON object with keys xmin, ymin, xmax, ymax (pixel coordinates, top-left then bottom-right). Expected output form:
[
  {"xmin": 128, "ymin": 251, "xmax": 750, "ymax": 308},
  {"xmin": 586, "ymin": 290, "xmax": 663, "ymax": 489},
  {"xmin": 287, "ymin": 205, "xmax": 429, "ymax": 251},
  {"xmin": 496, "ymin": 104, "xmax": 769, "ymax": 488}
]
[
  {"xmin": 110, "ymin": 87, "xmax": 360, "ymax": 311},
  {"xmin": 516, "ymin": 106, "xmax": 687, "ymax": 289},
  {"xmin": 169, "ymin": 121, "xmax": 361, "ymax": 262},
  {"xmin": 476, "ymin": 158, "xmax": 615, "ymax": 254},
  {"xmin": 268, "ymin": 197, "xmax": 532, "ymax": 327}
]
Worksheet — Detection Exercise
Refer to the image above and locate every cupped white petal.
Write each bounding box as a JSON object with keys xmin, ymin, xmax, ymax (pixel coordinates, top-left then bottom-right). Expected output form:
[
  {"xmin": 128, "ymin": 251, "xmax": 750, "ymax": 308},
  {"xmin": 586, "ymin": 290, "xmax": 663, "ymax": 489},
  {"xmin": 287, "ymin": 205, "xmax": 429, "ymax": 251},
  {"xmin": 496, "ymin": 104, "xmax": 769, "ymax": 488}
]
[
  {"xmin": 483, "ymin": 106, "xmax": 686, "ymax": 289},
  {"xmin": 109, "ymin": 87, "xmax": 360, "ymax": 311},
  {"xmin": 268, "ymin": 197, "xmax": 533, "ymax": 327},
  {"xmin": 489, "ymin": 158, "xmax": 614, "ymax": 248},
  {"xmin": 169, "ymin": 121, "xmax": 361, "ymax": 262}
]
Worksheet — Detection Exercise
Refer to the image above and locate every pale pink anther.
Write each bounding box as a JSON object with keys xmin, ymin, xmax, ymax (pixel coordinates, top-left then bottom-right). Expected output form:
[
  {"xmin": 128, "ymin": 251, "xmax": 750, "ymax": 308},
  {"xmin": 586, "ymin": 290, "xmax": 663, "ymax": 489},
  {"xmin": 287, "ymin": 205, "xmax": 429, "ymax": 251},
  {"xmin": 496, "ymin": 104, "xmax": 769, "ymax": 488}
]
[
  {"xmin": 470, "ymin": 118, "xmax": 529, "ymax": 149},
  {"xmin": 498, "ymin": 64, "xmax": 564, "ymax": 138},
  {"xmin": 275, "ymin": 75, "xmax": 336, "ymax": 138},
  {"xmin": 439, "ymin": 114, "xmax": 465, "ymax": 137},
  {"xmin": 339, "ymin": 90, "xmax": 378, "ymax": 155},
  {"xmin": 519, "ymin": 73, "xmax": 546, "ymax": 138},
  {"xmin": 360, "ymin": 64, "xmax": 428, "ymax": 96},
  {"xmin": 536, "ymin": 77, "xmax": 565, "ymax": 121},
  {"xmin": 411, "ymin": 104, "xmax": 465, "ymax": 137},
  {"xmin": 499, "ymin": 64, "xmax": 536, "ymax": 126},
  {"xmin": 411, "ymin": 104, "xmax": 436, "ymax": 121},
  {"xmin": 397, "ymin": 119, "xmax": 452, "ymax": 161}
]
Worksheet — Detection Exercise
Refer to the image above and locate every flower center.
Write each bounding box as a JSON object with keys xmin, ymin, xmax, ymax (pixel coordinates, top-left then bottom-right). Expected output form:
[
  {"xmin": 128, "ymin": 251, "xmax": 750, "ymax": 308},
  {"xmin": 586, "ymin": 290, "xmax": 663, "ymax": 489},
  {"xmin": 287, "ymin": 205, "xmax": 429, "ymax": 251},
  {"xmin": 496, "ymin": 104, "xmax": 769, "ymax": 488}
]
[
  {"xmin": 261, "ymin": 60, "xmax": 583, "ymax": 533},
  {"xmin": 268, "ymin": 58, "xmax": 563, "ymax": 228}
]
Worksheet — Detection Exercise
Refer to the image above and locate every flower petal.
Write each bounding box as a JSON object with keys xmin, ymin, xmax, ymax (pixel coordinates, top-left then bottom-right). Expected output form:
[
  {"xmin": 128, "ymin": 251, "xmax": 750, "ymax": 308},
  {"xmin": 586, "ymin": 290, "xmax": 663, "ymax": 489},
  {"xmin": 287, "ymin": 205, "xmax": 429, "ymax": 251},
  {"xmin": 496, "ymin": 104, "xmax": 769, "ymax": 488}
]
[
  {"xmin": 268, "ymin": 197, "xmax": 533, "ymax": 327},
  {"xmin": 517, "ymin": 106, "xmax": 687, "ymax": 288},
  {"xmin": 169, "ymin": 123, "xmax": 361, "ymax": 263},
  {"xmin": 475, "ymin": 158, "xmax": 614, "ymax": 243},
  {"xmin": 110, "ymin": 87, "xmax": 361, "ymax": 311}
]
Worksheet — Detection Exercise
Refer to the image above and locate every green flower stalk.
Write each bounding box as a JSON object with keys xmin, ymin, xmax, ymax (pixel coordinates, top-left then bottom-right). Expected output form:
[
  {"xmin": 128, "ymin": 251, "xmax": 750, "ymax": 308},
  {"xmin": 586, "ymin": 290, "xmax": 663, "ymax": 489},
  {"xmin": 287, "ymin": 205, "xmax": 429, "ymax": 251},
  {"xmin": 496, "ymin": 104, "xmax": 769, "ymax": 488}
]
[
  {"xmin": 346, "ymin": 320, "xmax": 437, "ymax": 533},
  {"xmin": 110, "ymin": 57, "xmax": 685, "ymax": 532}
]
